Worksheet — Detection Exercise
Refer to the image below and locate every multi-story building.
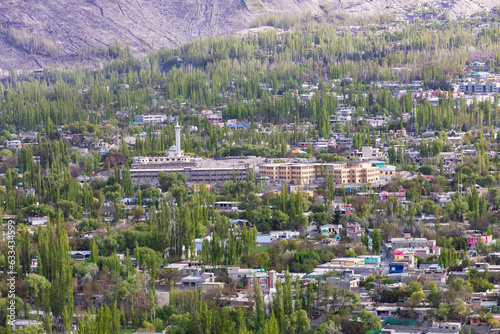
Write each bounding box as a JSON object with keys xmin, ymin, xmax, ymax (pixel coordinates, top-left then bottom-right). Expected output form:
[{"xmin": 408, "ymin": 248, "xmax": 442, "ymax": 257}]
[
  {"xmin": 257, "ymin": 163, "xmax": 319, "ymax": 184},
  {"xmin": 463, "ymin": 149, "xmax": 478, "ymax": 157},
  {"xmin": 130, "ymin": 124, "xmax": 249, "ymax": 184},
  {"xmin": 258, "ymin": 161, "xmax": 380, "ymax": 185},
  {"xmin": 246, "ymin": 270, "xmax": 277, "ymax": 291},
  {"xmin": 346, "ymin": 222, "xmax": 362, "ymax": 239},
  {"xmin": 228, "ymin": 267, "xmax": 256, "ymax": 282},
  {"xmin": 459, "ymin": 81, "xmax": 500, "ymax": 93},
  {"xmin": 134, "ymin": 114, "xmax": 167, "ymax": 124},
  {"xmin": 466, "ymin": 235, "xmax": 493, "ymax": 248},
  {"xmin": 349, "ymin": 146, "xmax": 384, "ymax": 160},
  {"xmin": 390, "ymin": 234, "xmax": 436, "ymax": 249},
  {"xmin": 130, "ymin": 166, "xmax": 249, "ymax": 183},
  {"xmin": 326, "ymin": 161, "xmax": 380, "ymax": 184},
  {"xmin": 392, "ymin": 250, "xmax": 416, "ymax": 269},
  {"xmin": 203, "ymin": 113, "xmax": 224, "ymax": 125},
  {"xmin": 336, "ymin": 136, "xmax": 353, "ymax": 150},
  {"xmin": 320, "ymin": 224, "xmax": 343, "ymax": 235},
  {"xmin": 6, "ymin": 140, "xmax": 21, "ymax": 151}
]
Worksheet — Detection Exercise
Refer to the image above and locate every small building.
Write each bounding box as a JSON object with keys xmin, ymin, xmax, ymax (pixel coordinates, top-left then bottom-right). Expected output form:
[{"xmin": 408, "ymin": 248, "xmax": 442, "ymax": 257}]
[
  {"xmin": 69, "ymin": 251, "xmax": 91, "ymax": 261},
  {"xmin": 214, "ymin": 201, "xmax": 240, "ymax": 211},
  {"xmin": 181, "ymin": 273, "xmax": 215, "ymax": 289},
  {"xmin": 389, "ymin": 263, "xmax": 405, "ymax": 274},
  {"xmin": 228, "ymin": 267, "xmax": 259, "ymax": 282},
  {"xmin": 201, "ymin": 282, "xmax": 225, "ymax": 293},
  {"xmin": 330, "ymin": 257, "xmax": 365, "ymax": 266},
  {"xmin": 326, "ymin": 276, "xmax": 360, "ymax": 291},
  {"xmin": 27, "ymin": 216, "xmax": 48, "ymax": 226},
  {"xmin": 6, "ymin": 140, "xmax": 21, "ymax": 151},
  {"xmin": 379, "ymin": 190, "xmax": 405, "ymax": 201},
  {"xmin": 11, "ymin": 319, "xmax": 39, "ymax": 332},
  {"xmin": 358, "ymin": 255, "xmax": 381, "ymax": 265},
  {"xmin": 320, "ymin": 224, "xmax": 342, "ymax": 235},
  {"xmin": 270, "ymin": 230, "xmax": 300, "ymax": 241},
  {"xmin": 30, "ymin": 258, "xmax": 38, "ymax": 271},
  {"xmin": 380, "ymin": 165, "xmax": 396, "ymax": 176}
]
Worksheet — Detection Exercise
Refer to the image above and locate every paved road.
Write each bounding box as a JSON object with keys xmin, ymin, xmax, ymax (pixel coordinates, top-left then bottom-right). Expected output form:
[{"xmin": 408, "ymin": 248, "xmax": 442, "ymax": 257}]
[
  {"xmin": 380, "ymin": 248, "xmax": 391, "ymax": 274},
  {"xmin": 306, "ymin": 223, "xmax": 318, "ymax": 238}
]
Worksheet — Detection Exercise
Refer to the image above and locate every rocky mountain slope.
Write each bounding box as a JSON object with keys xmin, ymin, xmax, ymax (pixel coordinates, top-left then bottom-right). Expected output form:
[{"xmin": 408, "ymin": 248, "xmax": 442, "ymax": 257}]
[{"xmin": 0, "ymin": 0, "xmax": 497, "ymax": 71}]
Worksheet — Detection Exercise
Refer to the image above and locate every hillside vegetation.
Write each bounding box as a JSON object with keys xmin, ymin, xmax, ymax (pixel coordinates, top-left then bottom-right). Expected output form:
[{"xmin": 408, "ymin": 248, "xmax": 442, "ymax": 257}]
[{"xmin": 0, "ymin": 0, "xmax": 498, "ymax": 71}]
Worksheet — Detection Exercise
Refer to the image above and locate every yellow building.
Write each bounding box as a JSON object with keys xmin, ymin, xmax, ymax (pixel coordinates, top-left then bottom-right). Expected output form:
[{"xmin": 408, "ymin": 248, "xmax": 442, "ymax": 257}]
[
  {"xmin": 330, "ymin": 258, "xmax": 365, "ymax": 265},
  {"xmin": 258, "ymin": 163, "xmax": 320, "ymax": 184},
  {"xmin": 327, "ymin": 161, "xmax": 380, "ymax": 184},
  {"xmin": 193, "ymin": 183, "xmax": 211, "ymax": 192},
  {"xmin": 258, "ymin": 161, "xmax": 380, "ymax": 185}
]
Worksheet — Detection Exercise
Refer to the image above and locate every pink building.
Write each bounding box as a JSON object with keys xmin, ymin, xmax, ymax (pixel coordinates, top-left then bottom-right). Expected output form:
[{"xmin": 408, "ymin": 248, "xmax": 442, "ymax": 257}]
[
  {"xmin": 467, "ymin": 235, "xmax": 493, "ymax": 248},
  {"xmin": 379, "ymin": 190, "xmax": 406, "ymax": 201}
]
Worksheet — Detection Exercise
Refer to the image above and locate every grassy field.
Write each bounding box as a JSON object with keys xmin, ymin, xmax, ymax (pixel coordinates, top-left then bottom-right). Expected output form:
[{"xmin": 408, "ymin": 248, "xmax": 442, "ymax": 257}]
[{"xmin": 256, "ymin": 245, "xmax": 272, "ymax": 252}]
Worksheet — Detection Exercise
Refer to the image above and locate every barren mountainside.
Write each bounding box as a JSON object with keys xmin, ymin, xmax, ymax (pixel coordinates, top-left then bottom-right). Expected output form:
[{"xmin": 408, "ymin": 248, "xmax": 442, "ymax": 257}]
[{"xmin": 0, "ymin": 0, "xmax": 497, "ymax": 71}]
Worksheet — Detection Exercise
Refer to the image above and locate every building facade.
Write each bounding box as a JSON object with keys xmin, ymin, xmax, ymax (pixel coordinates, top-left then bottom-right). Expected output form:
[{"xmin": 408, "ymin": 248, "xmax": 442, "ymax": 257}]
[
  {"xmin": 134, "ymin": 114, "xmax": 168, "ymax": 124},
  {"xmin": 258, "ymin": 161, "xmax": 380, "ymax": 185},
  {"xmin": 258, "ymin": 163, "xmax": 319, "ymax": 184}
]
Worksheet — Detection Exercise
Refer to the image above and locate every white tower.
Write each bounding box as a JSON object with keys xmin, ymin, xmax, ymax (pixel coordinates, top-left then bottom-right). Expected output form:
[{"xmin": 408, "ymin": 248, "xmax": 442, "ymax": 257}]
[{"xmin": 175, "ymin": 123, "xmax": 181, "ymax": 156}]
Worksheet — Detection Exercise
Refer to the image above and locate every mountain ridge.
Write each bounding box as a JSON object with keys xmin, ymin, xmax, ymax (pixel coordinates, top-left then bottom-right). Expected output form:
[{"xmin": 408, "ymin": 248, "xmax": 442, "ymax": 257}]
[{"xmin": 0, "ymin": 0, "xmax": 497, "ymax": 71}]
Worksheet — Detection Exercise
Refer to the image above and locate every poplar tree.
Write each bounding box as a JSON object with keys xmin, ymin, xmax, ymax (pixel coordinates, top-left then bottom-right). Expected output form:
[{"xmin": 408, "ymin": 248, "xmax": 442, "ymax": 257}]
[
  {"xmin": 90, "ymin": 238, "xmax": 98, "ymax": 263},
  {"xmin": 273, "ymin": 280, "xmax": 284, "ymax": 331},
  {"xmin": 38, "ymin": 212, "xmax": 74, "ymax": 332},
  {"xmin": 372, "ymin": 228, "xmax": 381, "ymax": 254},
  {"xmin": 254, "ymin": 276, "xmax": 266, "ymax": 329},
  {"xmin": 283, "ymin": 270, "xmax": 293, "ymax": 316},
  {"xmin": 122, "ymin": 165, "xmax": 134, "ymax": 197},
  {"xmin": 19, "ymin": 227, "xmax": 32, "ymax": 275}
]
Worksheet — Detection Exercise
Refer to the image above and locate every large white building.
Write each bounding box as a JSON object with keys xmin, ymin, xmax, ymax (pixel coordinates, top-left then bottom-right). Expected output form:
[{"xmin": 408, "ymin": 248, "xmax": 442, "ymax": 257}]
[
  {"xmin": 130, "ymin": 124, "xmax": 249, "ymax": 183},
  {"xmin": 134, "ymin": 114, "xmax": 168, "ymax": 124}
]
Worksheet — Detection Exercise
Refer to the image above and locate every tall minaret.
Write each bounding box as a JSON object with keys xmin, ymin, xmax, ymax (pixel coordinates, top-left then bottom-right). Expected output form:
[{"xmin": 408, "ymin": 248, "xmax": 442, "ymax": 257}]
[{"xmin": 175, "ymin": 123, "xmax": 181, "ymax": 156}]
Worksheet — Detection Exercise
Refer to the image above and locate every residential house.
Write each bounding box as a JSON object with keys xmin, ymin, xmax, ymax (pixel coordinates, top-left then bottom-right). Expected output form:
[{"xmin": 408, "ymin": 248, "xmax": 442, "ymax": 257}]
[
  {"xmin": 320, "ymin": 224, "xmax": 342, "ymax": 235},
  {"xmin": 69, "ymin": 251, "xmax": 91, "ymax": 261},
  {"xmin": 346, "ymin": 222, "xmax": 362, "ymax": 239},
  {"xmin": 390, "ymin": 234, "xmax": 436, "ymax": 249},
  {"xmin": 330, "ymin": 258, "xmax": 365, "ymax": 266},
  {"xmin": 6, "ymin": 140, "xmax": 21, "ymax": 151},
  {"xmin": 27, "ymin": 216, "xmax": 48, "ymax": 226},
  {"xmin": 246, "ymin": 270, "xmax": 277, "ymax": 291},
  {"xmin": 379, "ymin": 190, "xmax": 406, "ymax": 202},
  {"xmin": 181, "ymin": 273, "xmax": 215, "ymax": 289},
  {"xmin": 326, "ymin": 276, "xmax": 360, "ymax": 291},
  {"xmin": 466, "ymin": 234, "xmax": 493, "ymax": 248}
]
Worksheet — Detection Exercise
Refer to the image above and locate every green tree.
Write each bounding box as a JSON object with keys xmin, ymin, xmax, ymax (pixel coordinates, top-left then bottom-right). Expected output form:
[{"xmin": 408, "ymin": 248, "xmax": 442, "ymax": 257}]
[
  {"xmin": 372, "ymin": 228, "xmax": 381, "ymax": 254},
  {"xmin": 254, "ymin": 275, "xmax": 266, "ymax": 329},
  {"xmin": 22, "ymin": 273, "xmax": 51, "ymax": 320},
  {"xmin": 273, "ymin": 280, "xmax": 284, "ymax": 330},
  {"xmin": 358, "ymin": 310, "xmax": 382, "ymax": 333},
  {"xmin": 90, "ymin": 238, "xmax": 98, "ymax": 263},
  {"xmin": 283, "ymin": 270, "xmax": 293, "ymax": 316}
]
